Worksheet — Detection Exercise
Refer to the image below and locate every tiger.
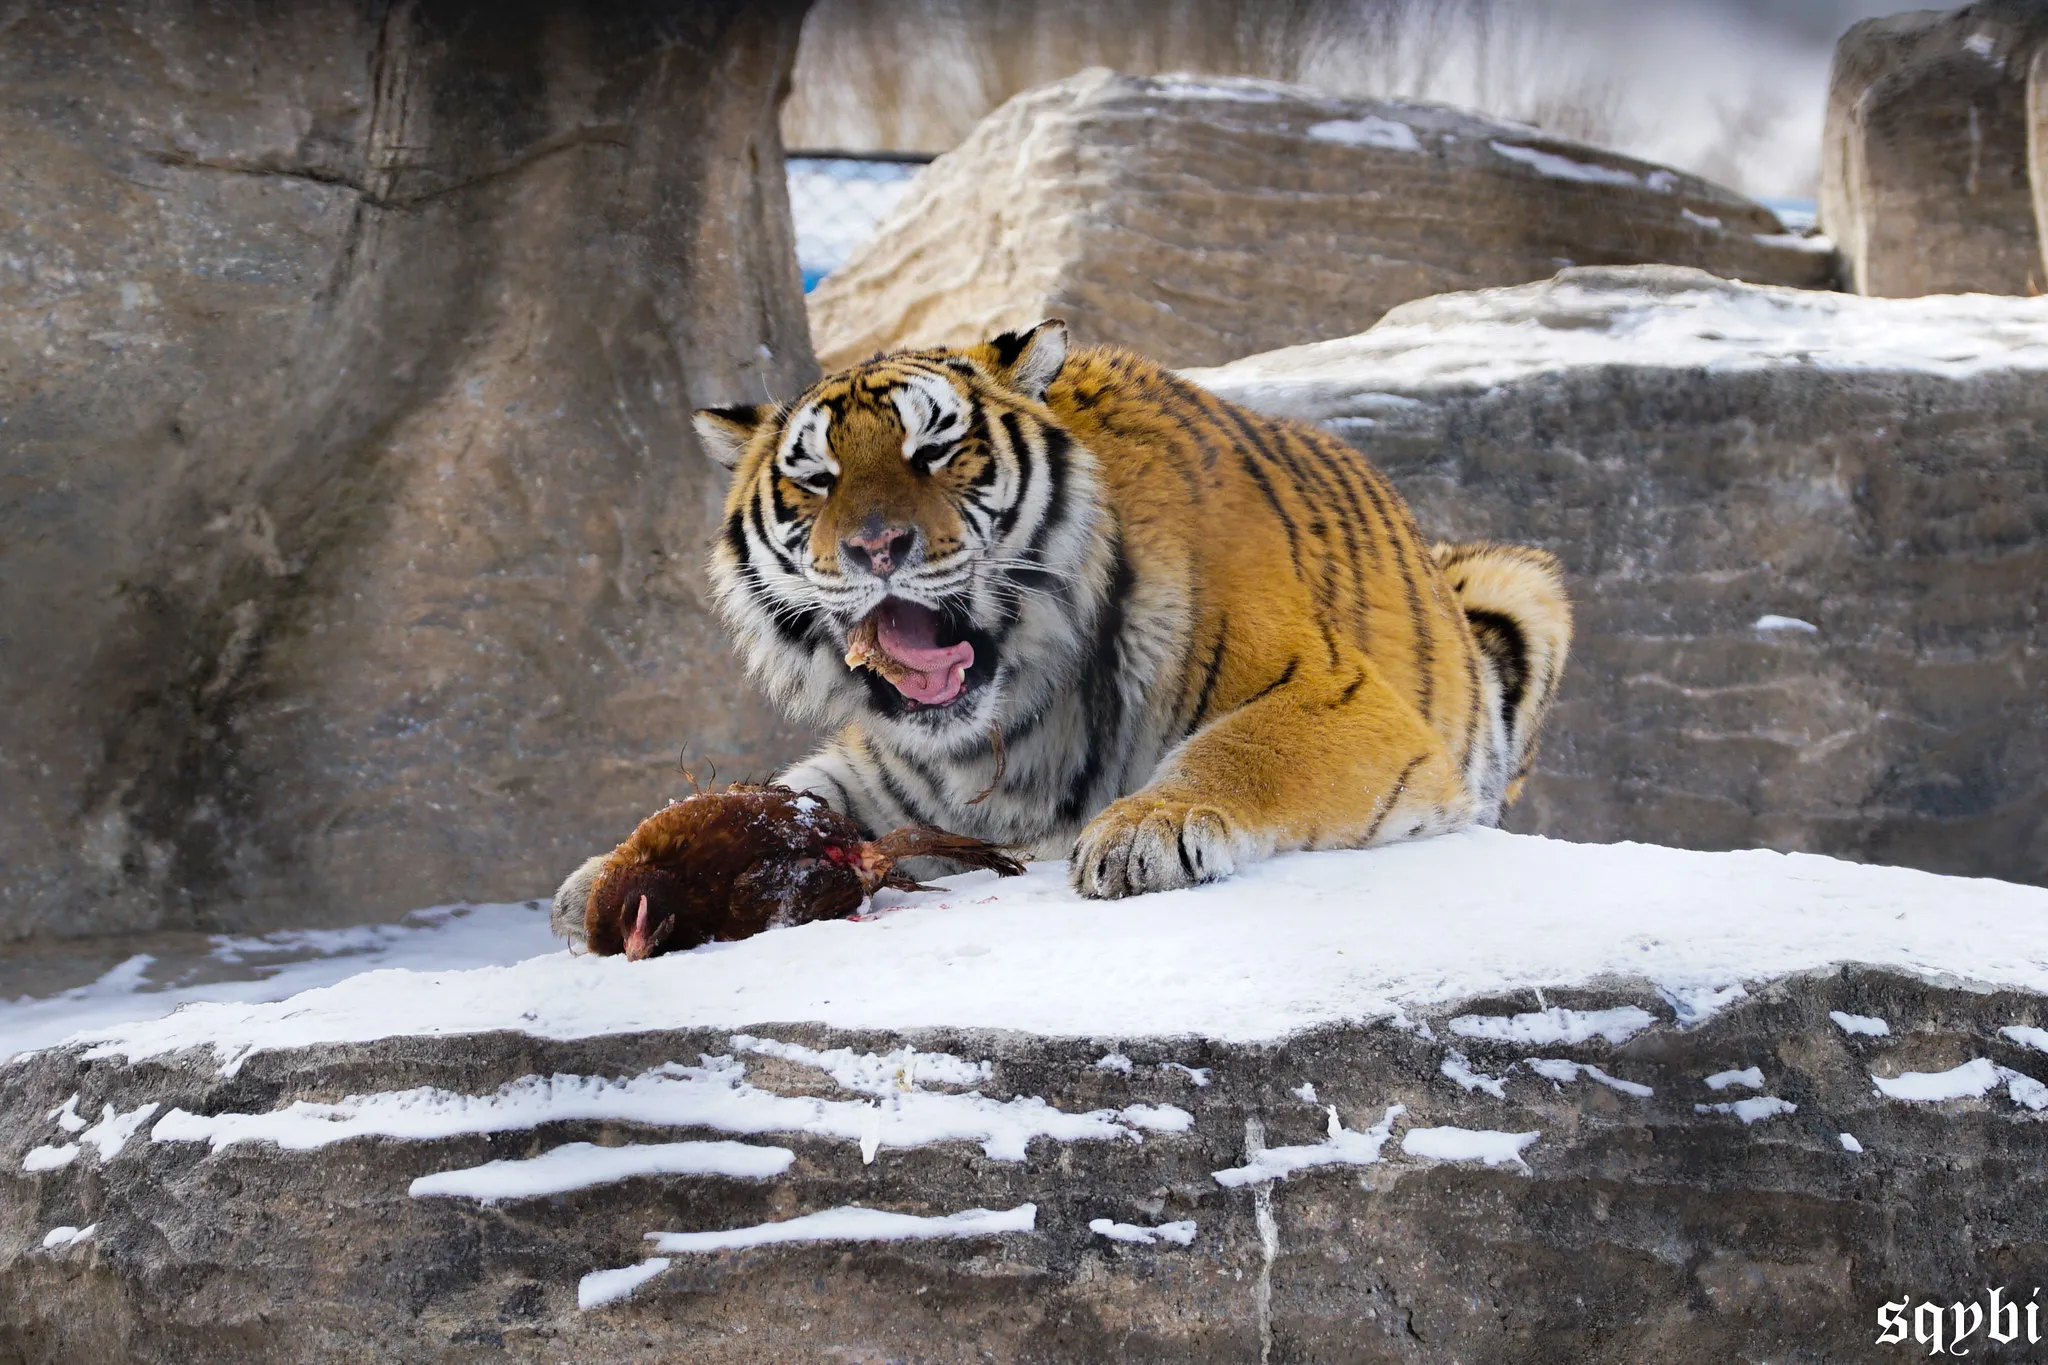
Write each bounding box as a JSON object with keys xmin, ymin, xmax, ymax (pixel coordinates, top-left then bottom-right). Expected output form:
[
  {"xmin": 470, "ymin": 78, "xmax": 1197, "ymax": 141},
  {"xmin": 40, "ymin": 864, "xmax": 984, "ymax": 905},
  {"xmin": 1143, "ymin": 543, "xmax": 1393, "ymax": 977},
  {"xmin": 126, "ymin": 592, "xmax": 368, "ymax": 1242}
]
[{"xmin": 552, "ymin": 318, "xmax": 1569, "ymax": 933}]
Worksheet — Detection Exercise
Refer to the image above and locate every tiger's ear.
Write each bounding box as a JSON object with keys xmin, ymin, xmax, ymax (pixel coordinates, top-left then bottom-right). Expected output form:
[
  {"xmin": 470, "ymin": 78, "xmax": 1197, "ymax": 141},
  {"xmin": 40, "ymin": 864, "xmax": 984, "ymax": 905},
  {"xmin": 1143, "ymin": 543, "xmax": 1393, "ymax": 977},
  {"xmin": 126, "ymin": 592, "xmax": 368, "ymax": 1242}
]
[
  {"xmin": 692, "ymin": 403, "xmax": 768, "ymax": 469},
  {"xmin": 981, "ymin": 319, "xmax": 1068, "ymax": 400}
]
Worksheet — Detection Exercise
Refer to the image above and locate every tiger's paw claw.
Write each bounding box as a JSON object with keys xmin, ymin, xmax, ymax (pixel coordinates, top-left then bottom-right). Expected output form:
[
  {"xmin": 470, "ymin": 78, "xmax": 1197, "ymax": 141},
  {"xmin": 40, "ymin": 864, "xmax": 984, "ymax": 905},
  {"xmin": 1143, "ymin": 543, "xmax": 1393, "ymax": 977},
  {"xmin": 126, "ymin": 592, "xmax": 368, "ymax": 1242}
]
[{"xmin": 1069, "ymin": 799, "xmax": 1240, "ymax": 899}]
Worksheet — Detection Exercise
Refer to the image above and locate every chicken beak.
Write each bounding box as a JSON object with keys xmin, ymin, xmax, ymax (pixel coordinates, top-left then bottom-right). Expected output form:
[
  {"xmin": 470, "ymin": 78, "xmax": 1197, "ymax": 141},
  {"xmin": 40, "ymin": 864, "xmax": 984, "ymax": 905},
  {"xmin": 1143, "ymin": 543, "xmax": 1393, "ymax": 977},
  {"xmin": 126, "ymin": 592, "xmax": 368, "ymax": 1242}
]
[{"xmin": 623, "ymin": 893, "xmax": 655, "ymax": 961}]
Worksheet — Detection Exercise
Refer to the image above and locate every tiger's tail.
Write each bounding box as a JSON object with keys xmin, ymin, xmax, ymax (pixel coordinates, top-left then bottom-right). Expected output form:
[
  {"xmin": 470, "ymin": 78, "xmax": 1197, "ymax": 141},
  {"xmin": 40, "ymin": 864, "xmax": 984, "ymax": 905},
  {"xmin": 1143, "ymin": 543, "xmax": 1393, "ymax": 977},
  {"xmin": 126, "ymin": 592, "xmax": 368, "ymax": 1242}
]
[{"xmin": 1431, "ymin": 541, "xmax": 1573, "ymax": 808}]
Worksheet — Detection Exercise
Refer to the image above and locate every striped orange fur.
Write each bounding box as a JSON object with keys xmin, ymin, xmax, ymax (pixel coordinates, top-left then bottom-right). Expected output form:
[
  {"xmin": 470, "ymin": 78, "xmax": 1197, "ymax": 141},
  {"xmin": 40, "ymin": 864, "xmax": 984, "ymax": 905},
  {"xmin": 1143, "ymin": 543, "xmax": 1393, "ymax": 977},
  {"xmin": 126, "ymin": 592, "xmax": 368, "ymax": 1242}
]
[{"xmin": 681, "ymin": 320, "xmax": 1572, "ymax": 898}]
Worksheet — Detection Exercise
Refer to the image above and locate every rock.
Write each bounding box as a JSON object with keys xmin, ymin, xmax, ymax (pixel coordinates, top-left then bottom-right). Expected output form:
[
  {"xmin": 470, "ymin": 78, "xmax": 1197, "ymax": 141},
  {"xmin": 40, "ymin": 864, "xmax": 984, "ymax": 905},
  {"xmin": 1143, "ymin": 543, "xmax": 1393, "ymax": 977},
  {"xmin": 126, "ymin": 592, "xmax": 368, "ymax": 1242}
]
[
  {"xmin": 0, "ymin": 2, "xmax": 817, "ymax": 942},
  {"xmin": 1820, "ymin": 0, "xmax": 2048, "ymax": 297},
  {"xmin": 806, "ymin": 70, "xmax": 1837, "ymax": 371},
  {"xmin": 2036, "ymin": 41, "xmax": 2048, "ymax": 280},
  {"xmin": 6, "ymin": 827, "xmax": 2048, "ymax": 1360},
  {"xmin": 1187, "ymin": 265, "xmax": 2048, "ymax": 887}
]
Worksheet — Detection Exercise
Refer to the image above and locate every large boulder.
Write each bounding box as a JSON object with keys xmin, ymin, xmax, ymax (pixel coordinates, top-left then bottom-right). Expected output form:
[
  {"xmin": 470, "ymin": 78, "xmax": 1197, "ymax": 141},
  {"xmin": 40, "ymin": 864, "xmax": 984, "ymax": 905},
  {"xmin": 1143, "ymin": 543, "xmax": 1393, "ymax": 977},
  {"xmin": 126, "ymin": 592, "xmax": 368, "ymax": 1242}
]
[
  {"xmin": 1820, "ymin": 0, "xmax": 2048, "ymax": 297},
  {"xmin": 0, "ymin": 2, "xmax": 816, "ymax": 942},
  {"xmin": 807, "ymin": 70, "xmax": 1837, "ymax": 371},
  {"xmin": 5, "ymin": 833, "xmax": 2048, "ymax": 1361},
  {"xmin": 1187, "ymin": 265, "xmax": 2048, "ymax": 887}
]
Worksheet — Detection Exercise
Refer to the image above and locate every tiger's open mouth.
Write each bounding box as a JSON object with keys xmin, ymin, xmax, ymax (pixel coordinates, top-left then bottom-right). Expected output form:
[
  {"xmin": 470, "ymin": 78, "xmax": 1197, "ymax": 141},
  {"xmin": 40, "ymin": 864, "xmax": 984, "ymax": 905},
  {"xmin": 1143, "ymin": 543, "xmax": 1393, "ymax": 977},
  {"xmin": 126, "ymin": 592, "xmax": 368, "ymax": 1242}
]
[{"xmin": 844, "ymin": 599, "xmax": 987, "ymax": 711}]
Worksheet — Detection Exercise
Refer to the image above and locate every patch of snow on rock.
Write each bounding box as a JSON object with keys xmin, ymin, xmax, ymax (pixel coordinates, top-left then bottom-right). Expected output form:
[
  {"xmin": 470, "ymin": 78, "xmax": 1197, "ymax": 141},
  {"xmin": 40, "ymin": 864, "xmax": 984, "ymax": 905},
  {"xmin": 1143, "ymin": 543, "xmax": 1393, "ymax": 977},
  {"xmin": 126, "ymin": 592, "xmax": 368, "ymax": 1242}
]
[
  {"xmin": 1440, "ymin": 1051, "xmax": 1507, "ymax": 1099},
  {"xmin": 1161, "ymin": 1062, "xmax": 1212, "ymax": 1086},
  {"xmin": 1094, "ymin": 1052, "xmax": 1134, "ymax": 1074},
  {"xmin": 50, "ymin": 832, "xmax": 2048, "ymax": 1066},
  {"xmin": 1830, "ymin": 1011, "xmax": 1891, "ymax": 1037},
  {"xmin": 409, "ymin": 1139, "xmax": 795, "ymax": 1203},
  {"xmin": 0, "ymin": 900, "xmax": 555, "ymax": 1066},
  {"xmin": 1214, "ymin": 1104, "xmax": 1404, "ymax": 1187},
  {"xmin": 21, "ymin": 1144, "xmax": 77, "ymax": 1172},
  {"xmin": 1525, "ymin": 1059, "xmax": 1653, "ymax": 1097},
  {"xmin": 150, "ymin": 1053, "xmax": 1175, "ymax": 1164},
  {"xmin": 578, "ymin": 1257, "xmax": 671, "ymax": 1310},
  {"xmin": 1840, "ymin": 1133, "xmax": 1864, "ymax": 1153},
  {"xmin": 1755, "ymin": 615, "xmax": 1819, "ymax": 634},
  {"xmin": 1656, "ymin": 981, "xmax": 1749, "ymax": 1027},
  {"xmin": 1400, "ymin": 1125, "xmax": 1541, "ymax": 1169},
  {"xmin": 2000, "ymin": 1025, "xmax": 2048, "ymax": 1054},
  {"xmin": 647, "ymin": 1203, "xmax": 1037, "ymax": 1254},
  {"xmin": 1704, "ymin": 1067, "xmax": 1765, "ymax": 1091},
  {"xmin": 1089, "ymin": 1218, "xmax": 1197, "ymax": 1246},
  {"xmin": 1449, "ymin": 1005, "xmax": 1655, "ymax": 1048},
  {"xmin": 1183, "ymin": 270, "xmax": 2048, "ymax": 410},
  {"xmin": 1695, "ymin": 1096, "xmax": 1798, "ymax": 1123},
  {"xmin": 1874, "ymin": 1058, "xmax": 2048, "ymax": 1111},
  {"xmin": 1307, "ymin": 116, "xmax": 1420, "ymax": 153},
  {"xmin": 40, "ymin": 1224, "xmax": 96, "ymax": 1251},
  {"xmin": 1489, "ymin": 140, "xmax": 1643, "ymax": 187}
]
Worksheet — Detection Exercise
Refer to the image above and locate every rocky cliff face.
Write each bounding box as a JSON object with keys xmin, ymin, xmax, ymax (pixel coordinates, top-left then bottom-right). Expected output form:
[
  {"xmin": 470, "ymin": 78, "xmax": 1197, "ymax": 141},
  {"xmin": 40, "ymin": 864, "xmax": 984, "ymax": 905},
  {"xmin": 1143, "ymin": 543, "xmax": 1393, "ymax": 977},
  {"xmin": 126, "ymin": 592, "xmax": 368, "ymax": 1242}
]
[
  {"xmin": 1820, "ymin": 0, "xmax": 2048, "ymax": 296},
  {"xmin": 6, "ymin": 831, "xmax": 2048, "ymax": 1363},
  {"xmin": 807, "ymin": 70, "xmax": 1836, "ymax": 371},
  {"xmin": 4, "ymin": 979, "xmax": 2046, "ymax": 1360},
  {"xmin": 1189, "ymin": 266, "xmax": 2048, "ymax": 887},
  {"xmin": 0, "ymin": 1, "xmax": 816, "ymax": 942}
]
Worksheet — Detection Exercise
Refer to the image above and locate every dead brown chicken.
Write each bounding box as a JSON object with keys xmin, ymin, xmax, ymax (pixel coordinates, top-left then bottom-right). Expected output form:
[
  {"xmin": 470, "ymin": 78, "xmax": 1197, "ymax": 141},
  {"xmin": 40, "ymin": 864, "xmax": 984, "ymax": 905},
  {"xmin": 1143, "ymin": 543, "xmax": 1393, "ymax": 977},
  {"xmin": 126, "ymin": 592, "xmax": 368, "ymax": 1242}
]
[{"xmin": 580, "ymin": 783, "xmax": 1025, "ymax": 960}]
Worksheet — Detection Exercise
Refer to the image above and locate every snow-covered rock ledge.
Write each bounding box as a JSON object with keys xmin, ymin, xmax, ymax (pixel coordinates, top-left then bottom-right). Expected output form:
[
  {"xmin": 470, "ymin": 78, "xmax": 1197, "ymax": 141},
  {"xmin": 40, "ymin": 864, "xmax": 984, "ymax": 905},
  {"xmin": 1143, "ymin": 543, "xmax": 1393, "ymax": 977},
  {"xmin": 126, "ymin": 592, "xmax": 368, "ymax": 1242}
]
[{"xmin": 6, "ymin": 832, "xmax": 2048, "ymax": 1362}]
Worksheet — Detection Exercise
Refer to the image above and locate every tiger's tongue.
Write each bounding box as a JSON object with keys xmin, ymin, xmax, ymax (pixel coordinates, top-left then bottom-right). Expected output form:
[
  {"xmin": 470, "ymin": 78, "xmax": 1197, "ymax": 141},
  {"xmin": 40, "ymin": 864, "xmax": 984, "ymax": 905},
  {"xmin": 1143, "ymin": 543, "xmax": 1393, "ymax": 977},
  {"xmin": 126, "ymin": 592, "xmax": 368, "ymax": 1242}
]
[{"xmin": 875, "ymin": 600, "xmax": 974, "ymax": 706}]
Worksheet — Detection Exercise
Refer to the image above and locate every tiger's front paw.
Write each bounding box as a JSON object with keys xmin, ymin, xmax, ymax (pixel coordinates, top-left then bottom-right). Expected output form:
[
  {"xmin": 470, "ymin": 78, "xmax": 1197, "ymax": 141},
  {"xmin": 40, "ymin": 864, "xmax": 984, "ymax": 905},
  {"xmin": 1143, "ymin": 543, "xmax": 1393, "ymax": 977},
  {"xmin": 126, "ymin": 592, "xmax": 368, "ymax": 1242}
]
[{"xmin": 1069, "ymin": 797, "xmax": 1242, "ymax": 899}]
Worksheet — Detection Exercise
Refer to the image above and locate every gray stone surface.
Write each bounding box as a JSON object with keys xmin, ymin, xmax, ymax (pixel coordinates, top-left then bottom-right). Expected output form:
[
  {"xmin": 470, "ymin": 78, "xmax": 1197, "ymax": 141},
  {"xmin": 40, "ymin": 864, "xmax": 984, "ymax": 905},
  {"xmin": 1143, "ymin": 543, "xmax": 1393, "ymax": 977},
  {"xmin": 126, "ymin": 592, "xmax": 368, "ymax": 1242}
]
[
  {"xmin": 1820, "ymin": 0, "xmax": 2048, "ymax": 297},
  {"xmin": 0, "ymin": 1, "xmax": 817, "ymax": 943},
  {"xmin": 4, "ymin": 970, "xmax": 2045, "ymax": 1361},
  {"xmin": 807, "ymin": 70, "xmax": 1837, "ymax": 372},
  {"xmin": 1190, "ymin": 266, "xmax": 2048, "ymax": 887},
  {"xmin": 2035, "ymin": 40, "xmax": 2048, "ymax": 284}
]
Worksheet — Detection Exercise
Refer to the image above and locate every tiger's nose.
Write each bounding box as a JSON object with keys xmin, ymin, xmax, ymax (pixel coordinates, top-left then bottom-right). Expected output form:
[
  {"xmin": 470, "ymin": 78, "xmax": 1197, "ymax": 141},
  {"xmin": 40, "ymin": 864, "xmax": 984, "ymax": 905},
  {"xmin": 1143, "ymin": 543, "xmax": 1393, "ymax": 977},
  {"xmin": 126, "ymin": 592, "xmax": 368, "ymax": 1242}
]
[{"xmin": 842, "ymin": 524, "xmax": 919, "ymax": 579}]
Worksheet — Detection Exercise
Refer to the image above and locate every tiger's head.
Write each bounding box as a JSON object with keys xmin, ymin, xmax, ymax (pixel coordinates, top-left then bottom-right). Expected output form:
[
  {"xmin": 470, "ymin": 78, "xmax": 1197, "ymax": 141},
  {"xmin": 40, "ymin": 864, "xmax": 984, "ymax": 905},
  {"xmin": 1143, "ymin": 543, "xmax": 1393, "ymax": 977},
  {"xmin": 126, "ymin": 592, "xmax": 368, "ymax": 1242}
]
[{"xmin": 697, "ymin": 321, "xmax": 1107, "ymax": 748}]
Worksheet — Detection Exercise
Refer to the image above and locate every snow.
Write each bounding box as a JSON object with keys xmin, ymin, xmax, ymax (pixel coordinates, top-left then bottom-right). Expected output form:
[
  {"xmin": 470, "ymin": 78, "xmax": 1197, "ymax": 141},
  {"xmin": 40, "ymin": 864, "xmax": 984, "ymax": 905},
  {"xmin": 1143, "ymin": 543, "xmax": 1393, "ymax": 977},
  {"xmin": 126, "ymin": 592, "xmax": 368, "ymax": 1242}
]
[
  {"xmin": 409, "ymin": 1140, "xmax": 795, "ymax": 1204},
  {"xmin": 646, "ymin": 1203, "xmax": 1037, "ymax": 1254},
  {"xmin": 1873, "ymin": 1058, "xmax": 2048, "ymax": 1111},
  {"xmin": 1755, "ymin": 615, "xmax": 1819, "ymax": 634},
  {"xmin": 1752, "ymin": 231, "xmax": 1837, "ymax": 253},
  {"xmin": 1095, "ymin": 1052, "xmax": 1134, "ymax": 1074},
  {"xmin": 149, "ymin": 1047, "xmax": 1181, "ymax": 1164},
  {"xmin": 1489, "ymin": 140, "xmax": 1649, "ymax": 188},
  {"xmin": 1400, "ymin": 1125, "xmax": 1540, "ymax": 1169},
  {"xmin": 21, "ymin": 1144, "xmax": 77, "ymax": 1172},
  {"xmin": 1657, "ymin": 982, "xmax": 1748, "ymax": 1027},
  {"xmin": 50, "ymin": 1096, "xmax": 85, "ymax": 1133},
  {"xmin": 0, "ymin": 900, "xmax": 554, "ymax": 1064},
  {"xmin": 1440, "ymin": 1051, "xmax": 1506, "ymax": 1098},
  {"xmin": 728, "ymin": 1034, "xmax": 989, "ymax": 1093},
  {"xmin": 1214, "ymin": 1104, "xmax": 1404, "ymax": 1186},
  {"xmin": 1524, "ymin": 1059, "xmax": 1653, "ymax": 1098},
  {"xmin": 1162, "ymin": 1063, "xmax": 1212, "ymax": 1086},
  {"xmin": 1184, "ymin": 273, "xmax": 2048, "ymax": 407},
  {"xmin": 1089, "ymin": 1218, "xmax": 1198, "ymax": 1246},
  {"xmin": 29, "ymin": 831, "xmax": 2048, "ymax": 1072},
  {"xmin": 2004, "ymin": 1026, "xmax": 2048, "ymax": 1054},
  {"xmin": 577, "ymin": 1257, "xmax": 671, "ymax": 1310},
  {"xmin": 40, "ymin": 1224, "xmax": 95, "ymax": 1250},
  {"xmin": 1680, "ymin": 208, "xmax": 1722, "ymax": 230},
  {"xmin": 1704, "ymin": 1067, "xmax": 1765, "ymax": 1091},
  {"xmin": 1830, "ymin": 1011, "xmax": 1891, "ymax": 1037},
  {"xmin": 1448, "ymin": 1005, "xmax": 1655, "ymax": 1048},
  {"xmin": 1839, "ymin": 1133, "xmax": 1864, "ymax": 1153},
  {"xmin": 78, "ymin": 1101, "xmax": 159, "ymax": 1160},
  {"xmin": 1308, "ymin": 116, "xmax": 1421, "ymax": 153},
  {"xmin": 1293, "ymin": 1082, "xmax": 1320, "ymax": 1103},
  {"xmin": 1694, "ymin": 1096, "xmax": 1797, "ymax": 1124}
]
